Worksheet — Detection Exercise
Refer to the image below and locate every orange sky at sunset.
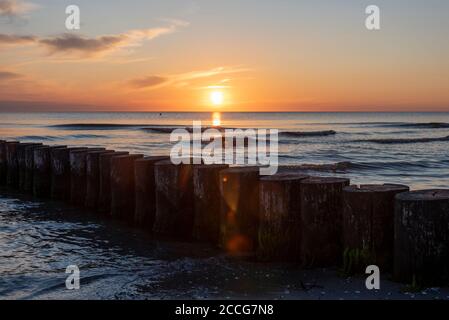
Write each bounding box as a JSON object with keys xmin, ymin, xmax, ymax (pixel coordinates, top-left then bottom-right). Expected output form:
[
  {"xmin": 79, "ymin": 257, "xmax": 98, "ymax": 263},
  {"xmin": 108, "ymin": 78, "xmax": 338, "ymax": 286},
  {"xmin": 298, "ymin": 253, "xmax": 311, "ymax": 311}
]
[{"xmin": 1, "ymin": 0, "xmax": 449, "ymax": 112}]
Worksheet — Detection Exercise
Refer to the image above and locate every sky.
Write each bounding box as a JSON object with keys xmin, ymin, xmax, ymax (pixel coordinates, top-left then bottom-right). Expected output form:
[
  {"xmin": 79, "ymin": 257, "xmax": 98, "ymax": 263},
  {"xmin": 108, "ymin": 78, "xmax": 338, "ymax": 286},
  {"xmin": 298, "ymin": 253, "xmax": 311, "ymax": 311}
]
[{"xmin": 1, "ymin": 0, "xmax": 449, "ymax": 112}]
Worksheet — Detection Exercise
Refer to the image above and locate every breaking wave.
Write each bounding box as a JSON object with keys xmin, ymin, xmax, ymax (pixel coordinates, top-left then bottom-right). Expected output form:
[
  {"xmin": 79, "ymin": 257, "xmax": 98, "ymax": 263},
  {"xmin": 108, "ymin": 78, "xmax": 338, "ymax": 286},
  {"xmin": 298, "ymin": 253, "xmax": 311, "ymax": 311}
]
[
  {"xmin": 299, "ymin": 122, "xmax": 449, "ymax": 129},
  {"xmin": 49, "ymin": 123, "xmax": 148, "ymax": 130},
  {"xmin": 383, "ymin": 122, "xmax": 449, "ymax": 129},
  {"xmin": 352, "ymin": 135, "xmax": 449, "ymax": 144},
  {"xmin": 281, "ymin": 130, "xmax": 337, "ymax": 137},
  {"xmin": 16, "ymin": 135, "xmax": 59, "ymax": 141}
]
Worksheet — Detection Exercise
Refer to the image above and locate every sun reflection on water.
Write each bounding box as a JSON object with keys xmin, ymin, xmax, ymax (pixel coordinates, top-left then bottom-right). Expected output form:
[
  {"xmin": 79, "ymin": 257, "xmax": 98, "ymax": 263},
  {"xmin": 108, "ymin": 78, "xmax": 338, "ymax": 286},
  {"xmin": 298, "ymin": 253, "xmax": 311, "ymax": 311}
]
[{"xmin": 212, "ymin": 112, "xmax": 221, "ymax": 127}]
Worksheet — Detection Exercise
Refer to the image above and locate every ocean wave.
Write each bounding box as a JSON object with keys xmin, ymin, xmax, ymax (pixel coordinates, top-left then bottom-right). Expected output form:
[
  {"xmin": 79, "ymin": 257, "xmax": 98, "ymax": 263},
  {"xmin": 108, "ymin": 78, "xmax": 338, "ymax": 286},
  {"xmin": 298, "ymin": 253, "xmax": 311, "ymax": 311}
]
[
  {"xmin": 51, "ymin": 123, "xmax": 221, "ymax": 132},
  {"xmin": 352, "ymin": 135, "xmax": 449, "ymax": 144},
  {"xmin": 279, "ymin": 159, "xmax": 449, "ymax": 173},
  {"xmin": 385, "ymin": 122, "xmax": 449, "ymax": 129},
  {"xmin": 49, "ymin": 123, "xmax": 149, "ymax": 130},
  {"xmin": 141, "ymin": 127, "xmax": 185, "ymax": 134},
  {"xmin": 279, "ymin": 161, "xmax": 352, "ymax": 172},
  {"xmin": 17, "ymin": 134, "xmax": 108, "ymax": 140},
  {"xmin": 141, "ymin": 126, "xmax": 238, "ymax": 134},
  {"xmin": 298, "ymin": 122, "xmax": 449, "ymax": 129},
  {"xmin": 17, "ymin": 135, "xmax": 59, "ymax": 141},
  {"xmin": 68, "ymin": 134, "xmax": 109, "ymax": 139},
  {"xmin": 281, "ymin": 130, "xmax": 336, "ymax": 137},
  {"xmin": 344, "ymin": 122, "xmax": 449, "ymax": 129},
  {"xmin": 348, "ymin": 160, "xmax": 449, "ymax": 171}
]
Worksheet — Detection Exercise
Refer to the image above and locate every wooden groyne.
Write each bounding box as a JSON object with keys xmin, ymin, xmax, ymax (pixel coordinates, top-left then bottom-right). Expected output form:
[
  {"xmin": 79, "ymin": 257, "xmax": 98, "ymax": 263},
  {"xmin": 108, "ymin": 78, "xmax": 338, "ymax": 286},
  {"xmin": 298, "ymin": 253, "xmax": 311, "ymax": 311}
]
[
  {"xmin": 111, "ymin": 154, "xmax": 143, "ymax": 222},
  {"xmin": 85, "ymin": 150, "xmax": 115, "ymax": 209},
  {"xmin": 70, "ymin": 148, "xmax": 105, "ymax": 205},
  {"xmin": 258, "ymin": 173, "xmax": 308, "ymax": 262},
  {"xmin": 342, "ymin": 184, "xmax": 410, "ymax": 273},
  {"xmin": 153, "ymin": 160, "xmax": 195, "ymax": 240},
  {"xmin": 98, "ymin": 151, "xmax": 129, "ymax": 215},
  {"xmin": 219, "ymin": 167, "xmax": 260, "ymax": 254},
  {"xmin": 300, "ymin": 177, "xmax": 350, "ymax": 267},
  {"xmin": 34, "ymin": 145, "xmax": 66, "ymax": 198},
  {"xmin": 193, "ymin": 164, "xmax": 229, "ymax": 244},
  {"xmin": 17, "ymin": 143, "xmax": 42, "ymax": 191},
  {"xmin": 5, "ymin": 141, "xmax": 20, "ymax": 187},
  {"xmin": 51, "ymin": 147, "xmax": 86, "ymax": 200},
  {"xmin": 394, "ymin": 190, "xmax": 449, "ymax": 285},
  {"xmin": 0, "ymin": 139, "xmax": 448, "ymax": 287},
  {"xmin": 134, "ymin": 156, "xmax": 170, "ymax": 231}
]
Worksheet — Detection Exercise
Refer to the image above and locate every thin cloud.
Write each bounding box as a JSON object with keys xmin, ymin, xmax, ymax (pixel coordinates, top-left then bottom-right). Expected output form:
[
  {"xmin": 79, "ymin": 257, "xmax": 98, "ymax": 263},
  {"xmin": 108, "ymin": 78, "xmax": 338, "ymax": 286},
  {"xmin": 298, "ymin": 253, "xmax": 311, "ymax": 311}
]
[
  {"xmin": 0, "ymin": 70, "xmax": 23, "ymax": 80},
  {"xmin": 39, "ymin": 34, "xmax": 127, "ymax": 56},
  {"xmin": 39, "ymin": 21, "xmax": 187, "ymax": 57},
  {"xmin": 0, "ymin": 33, "xmax": 36, "ymax": 45},
  {"xmin": 129, "ymin": 76, "xmax": 168, "ymax": 89},
  {"xmin": 128, "ymin": 66, "xmax": 250, "ymax": 90},
  {"xmin": 0, "ymin": 20, "xmax": 188, "ymax": 57},
  {"xmin": 177, "ymin": 67, "xmax": 250, "ymax": 82},
  {"xmin": 0, "ymin": 0, "xmax": 38, "ymax": 19}
]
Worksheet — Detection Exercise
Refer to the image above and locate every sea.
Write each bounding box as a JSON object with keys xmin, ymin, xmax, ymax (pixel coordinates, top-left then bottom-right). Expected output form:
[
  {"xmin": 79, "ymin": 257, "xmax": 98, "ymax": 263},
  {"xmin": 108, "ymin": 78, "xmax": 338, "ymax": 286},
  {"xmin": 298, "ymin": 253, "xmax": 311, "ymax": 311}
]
[{"xmin": 1, "ymin": 112, "xmax": 448, "ymax": 300}]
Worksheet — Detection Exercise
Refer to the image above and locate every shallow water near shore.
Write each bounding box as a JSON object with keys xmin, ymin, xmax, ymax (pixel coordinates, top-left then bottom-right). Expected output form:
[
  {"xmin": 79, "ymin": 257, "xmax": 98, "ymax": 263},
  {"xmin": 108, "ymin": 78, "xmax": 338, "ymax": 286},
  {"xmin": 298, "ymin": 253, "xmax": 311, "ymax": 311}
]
[{"xmin": 1, "ymin": 189, "xmax": 448, "ymax": 300}]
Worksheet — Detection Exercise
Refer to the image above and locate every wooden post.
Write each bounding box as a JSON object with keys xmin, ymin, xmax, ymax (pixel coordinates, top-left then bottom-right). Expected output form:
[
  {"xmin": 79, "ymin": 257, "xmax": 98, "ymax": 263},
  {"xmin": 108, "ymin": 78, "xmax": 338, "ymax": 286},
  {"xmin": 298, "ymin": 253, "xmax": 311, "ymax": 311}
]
[
  {"xmin": 98, "ymin": 151, "xmax": 129, "ymax": 215},
  {"xmin": 23, "ymin": 144, "xmax": 44, "ymax": 193},
  {"xmin": 33, "ymin": 146, "xmax": 50, "ymax": 198},
  {"xmin": 5, "ymin": 141, "xmax": 20, "ymax": 187},
  {"xmin": 34, "ymin": 145, "xmax": 66, "ymax": 198},
  {"xmin": 258, "ymin": 173, "xmax": 309, "ymax": 262},
  {"xmin": 219, "ymin": 167, "xmax": 260, "ymax": 254},
  {"xmin": 51, "ymin": 147, "xmax": 87, "ymax": 201},
  {"xmin": 134, "ymin": 156, "xmax": 169, "ymax": 231},
  {"xmin": 342, "ymin": 184, "xmax": 409, "ymax": 273},
  {"xmin": 0, "ymin": 140, "xmax": 6, "ymax": 185},
  {"xmin": 300, "ymin": 177, "xmax": 350, "ymax": 267},
  {"xmin": 110, "ymin": 154, "xmax": 143, "ymax": 222},
  {"xmin": 85, "ymin": 150, "xmax": 115, "ymax": 209},
  {"xmin": 394, "ymin": 189, "xmax": 449, "ymax": 286},
  {"xmin": 153, "ymin": 160, "xmax": 196, "ymax": 239},
  {"xmin": 192, "ymin": 164, "xmax": 229, "ymax": 244},
  {"xmin": 70, "ymin": 148, "xmax": 104, "ymax": 206},
  {"xmin": 18, "ymin": 143, "xmax": 42, "ymax": 191}
]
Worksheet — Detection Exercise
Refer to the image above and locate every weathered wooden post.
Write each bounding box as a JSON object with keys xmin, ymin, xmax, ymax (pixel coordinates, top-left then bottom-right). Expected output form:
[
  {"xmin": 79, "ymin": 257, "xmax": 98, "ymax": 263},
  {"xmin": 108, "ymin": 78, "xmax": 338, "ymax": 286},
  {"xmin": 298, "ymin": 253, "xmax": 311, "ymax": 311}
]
[
  {"xmin": 153, "ymin": 160, "xmax": 196, "ymax": 239},
  {"xmin": 258, "ymin": 173, "xmax": 309, "ymax": 262},
  {"xmin": 110, "ymin": 154, "xmax": 143, "ymax": 222},
  {"xmin": 134, "ymin": 156, "xmax": 169, "ymax": 231},
  {"xmin": 5, "ymin": 141, "xmax": 20, "ymax": 187},
  {"xmin": 33, "ymin": 146, "xmax": 50, "ymax": 197},
  {"xmin": 23, "ymin": 144, "xmax": 44, "ymax": 193},
  {"xmin": 18, "ymin": 143, "xmax": 42, "ymax": 191},
  {"xmin": 0, "ymin": 140, "xmax": 6, "ymax": 185},
  {"xmin": 300, "ymin": 177, "xmax": 350, "ymax": 267},
  {"xmin": 342, "ymin": 184, "xmax": 409, "ymax": 273},
  {"xmin": 70, "ymin": 148, "xmax": 104, "ymax": 206},
  {"xmin": 98, "ymin": 151, "xmax": 129, "ymax": 215},
  {"xmin": 192, "ymin": 164, "xmax": 229, "ymax": 244},
  {"xmin": 51, "ymin": 147, "xmax": 87, "ymax": 201},
  {"xmin": 34, "ymin": 145, "xmax": 67, "ymax": 198},
  {"xmin": 85, "ymin": 150, "xmax": 115, "ymax": 209},
  {"xmin": 219, "ymin": 167, "xmax": 260, "ymax": 254},
  {"xmin": 394, "ymin": 189, "xmax": 449, "ymax": 286}
]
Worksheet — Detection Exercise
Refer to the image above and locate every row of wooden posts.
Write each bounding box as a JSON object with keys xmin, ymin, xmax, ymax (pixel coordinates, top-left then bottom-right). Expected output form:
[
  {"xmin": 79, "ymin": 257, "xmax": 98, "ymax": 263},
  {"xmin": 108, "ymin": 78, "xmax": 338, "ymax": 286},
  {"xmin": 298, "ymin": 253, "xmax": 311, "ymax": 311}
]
[{"xmin": 0, "ymin": 140, "xmax": 448, "ymax": 286}]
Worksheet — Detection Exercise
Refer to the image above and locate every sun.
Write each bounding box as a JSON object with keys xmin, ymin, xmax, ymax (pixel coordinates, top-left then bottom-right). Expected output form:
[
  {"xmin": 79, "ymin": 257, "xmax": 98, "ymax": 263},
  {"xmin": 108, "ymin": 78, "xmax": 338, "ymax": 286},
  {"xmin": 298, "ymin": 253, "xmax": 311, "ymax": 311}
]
[{"xmin": 210, "ymin": 91, "xmax": 224, "ymax": 106}]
